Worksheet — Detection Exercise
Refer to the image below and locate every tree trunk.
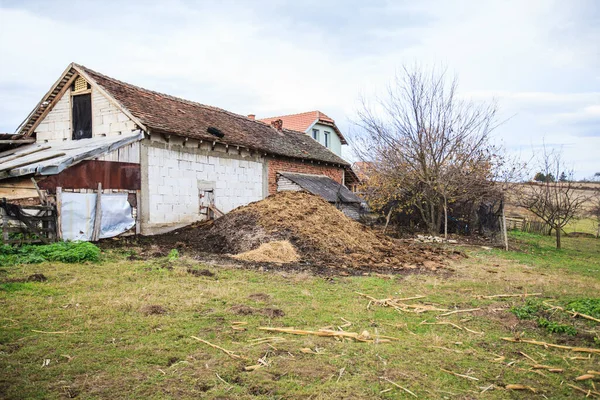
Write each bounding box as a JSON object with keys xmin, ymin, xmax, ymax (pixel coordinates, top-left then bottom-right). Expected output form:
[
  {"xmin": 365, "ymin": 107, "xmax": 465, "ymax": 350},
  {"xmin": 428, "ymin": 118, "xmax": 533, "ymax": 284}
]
[
  {"xmin": 443, "ymin": 197, "xmax": 448, "ymax": 240},
  {"xmin": 555, "ymin": 226, "xmax": 561, "ymax": 249},
  {"xmin": 501, "ymin": 200, "xmax": 508, "ymax": 251}
]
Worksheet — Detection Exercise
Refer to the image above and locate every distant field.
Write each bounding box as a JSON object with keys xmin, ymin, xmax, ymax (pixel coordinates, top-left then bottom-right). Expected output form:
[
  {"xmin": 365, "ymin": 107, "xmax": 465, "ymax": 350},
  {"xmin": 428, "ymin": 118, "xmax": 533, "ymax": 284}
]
[{"xmin": 505, "ymin": 182, "xmax": 599, "ymax": 235}]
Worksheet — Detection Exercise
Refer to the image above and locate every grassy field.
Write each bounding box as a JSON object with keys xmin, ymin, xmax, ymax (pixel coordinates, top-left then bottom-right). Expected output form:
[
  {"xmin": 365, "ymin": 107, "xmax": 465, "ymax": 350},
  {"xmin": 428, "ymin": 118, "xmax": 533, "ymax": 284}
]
[{"xmin": 1, "ymin": 233, "xmax": 599, "ymax": 399}]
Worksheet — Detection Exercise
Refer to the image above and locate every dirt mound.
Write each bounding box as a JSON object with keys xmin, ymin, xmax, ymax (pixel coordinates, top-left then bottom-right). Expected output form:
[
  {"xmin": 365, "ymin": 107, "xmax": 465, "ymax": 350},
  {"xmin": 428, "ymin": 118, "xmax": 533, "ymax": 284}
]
[
  {"xmin": 233, "ymin": 240, "xmax": 300, "ymax": 264},
  {"xmin": 161, "ymin": 191, "xmax": 456, "ymax": 272}
]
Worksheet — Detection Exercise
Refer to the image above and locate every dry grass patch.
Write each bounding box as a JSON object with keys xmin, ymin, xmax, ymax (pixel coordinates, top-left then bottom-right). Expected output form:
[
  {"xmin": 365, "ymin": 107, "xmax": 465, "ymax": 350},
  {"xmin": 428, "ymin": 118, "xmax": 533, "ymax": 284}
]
[{"xmin": 233, "ymin": 240, "xmax": 300, "ymax": 263}]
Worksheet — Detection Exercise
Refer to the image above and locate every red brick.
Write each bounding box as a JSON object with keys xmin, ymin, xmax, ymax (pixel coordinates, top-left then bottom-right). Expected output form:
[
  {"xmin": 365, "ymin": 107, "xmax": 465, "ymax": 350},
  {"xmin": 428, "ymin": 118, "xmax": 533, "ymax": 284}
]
[{"xmin": 267, "ymin": 157, "xmax": 344, "ymax": 195}]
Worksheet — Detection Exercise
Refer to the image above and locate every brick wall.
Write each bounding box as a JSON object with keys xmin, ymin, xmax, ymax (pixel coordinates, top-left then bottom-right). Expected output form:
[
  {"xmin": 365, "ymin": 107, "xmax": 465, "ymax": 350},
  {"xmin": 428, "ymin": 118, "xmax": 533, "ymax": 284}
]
[{"xmin": 267, "ymin": 157, "xmax": 344, "ymax": 195}]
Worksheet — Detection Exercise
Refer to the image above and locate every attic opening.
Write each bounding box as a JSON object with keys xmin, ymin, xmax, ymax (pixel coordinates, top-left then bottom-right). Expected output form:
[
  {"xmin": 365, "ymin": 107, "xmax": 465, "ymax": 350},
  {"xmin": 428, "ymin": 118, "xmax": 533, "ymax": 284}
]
[{"xmin": 71, "ymin": 76, "xmax": 92, "ymax": 140}]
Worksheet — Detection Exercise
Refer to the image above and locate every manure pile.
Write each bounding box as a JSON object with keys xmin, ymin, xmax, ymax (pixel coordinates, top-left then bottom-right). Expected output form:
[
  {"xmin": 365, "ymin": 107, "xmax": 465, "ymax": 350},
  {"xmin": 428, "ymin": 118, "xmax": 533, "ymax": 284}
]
[{"xmin": 164, "ymin": 191, "xmax": 457, "ymax": 272}]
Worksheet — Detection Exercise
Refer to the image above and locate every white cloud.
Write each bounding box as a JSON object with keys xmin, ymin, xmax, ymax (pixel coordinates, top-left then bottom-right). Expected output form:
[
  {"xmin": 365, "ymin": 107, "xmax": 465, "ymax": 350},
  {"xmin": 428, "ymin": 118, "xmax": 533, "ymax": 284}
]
[{"xmin": 0, "ymin": 0, "xmax": 598, "ymax": 176}]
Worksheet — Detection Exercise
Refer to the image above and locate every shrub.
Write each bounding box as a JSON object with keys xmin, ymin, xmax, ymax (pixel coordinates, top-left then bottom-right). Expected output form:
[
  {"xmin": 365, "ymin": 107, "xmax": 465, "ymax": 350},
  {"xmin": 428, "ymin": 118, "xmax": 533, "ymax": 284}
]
[
  {"xmin": 537, "ymin": 318, "xmax": 577, "ymax": 336},
  {"xmin": 510, "ymin": 299, "xmax": 545, "ymax": 320},
  {"xmin": 566, "ymin": 298, "xmax": 600, "ymax": 319},
  {"xmin": 0, "ymin": 241, "xmax": 101, "ymax": 265},
  {"xmin": 167, "ymin": 249, "xmax": 179, "ymax": 261}
]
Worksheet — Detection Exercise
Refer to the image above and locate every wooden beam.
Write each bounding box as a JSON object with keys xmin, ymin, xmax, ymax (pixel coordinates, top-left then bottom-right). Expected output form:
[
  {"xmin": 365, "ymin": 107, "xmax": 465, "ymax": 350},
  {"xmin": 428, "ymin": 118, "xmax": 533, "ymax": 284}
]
[
  {"xmin": 0, "ymin": 152, "xmax": 66, "ymax": 174},
  {"xmin": 0, "ymin": 139, "xmax": 36, "ymax": 144},
  {"xmin": 25, "ymin": 73, "xmax": 79, "ymax": 137},
  {"xmin": 0, "ymin": 146, "xmax": 51, "ymax": 164},
  {"xmin": 30, "ymin": 177, "xmax": 47, "ymax": 205},
  {"xmin": 56, "ymin": 187, "xmax": 62, "ymax": 240},
  {"xmin": 91, "ymin": 183, "xmax": 102, "ymax": 241}
]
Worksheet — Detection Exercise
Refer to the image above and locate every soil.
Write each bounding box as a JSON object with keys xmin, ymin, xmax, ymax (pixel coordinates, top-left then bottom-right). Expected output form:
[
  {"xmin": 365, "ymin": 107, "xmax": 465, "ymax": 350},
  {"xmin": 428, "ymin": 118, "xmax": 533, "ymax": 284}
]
[
  {"xmin": 140, "ymin": 304, "xmax": 167, "ymax": 315},
  {"xmin": 143, "ymin": 191, "xmax": 461, "ymax": 273},
  {"xmin": 248, "ymin": 293, "xmax": 271, "ymax": 302},
  {"xmin": 229, "ymin": 304, "xmax": 285, "ymax": 318},
  {"xmin": 26, "ymin": 273, "xmax": 48, "ymax": 282}
]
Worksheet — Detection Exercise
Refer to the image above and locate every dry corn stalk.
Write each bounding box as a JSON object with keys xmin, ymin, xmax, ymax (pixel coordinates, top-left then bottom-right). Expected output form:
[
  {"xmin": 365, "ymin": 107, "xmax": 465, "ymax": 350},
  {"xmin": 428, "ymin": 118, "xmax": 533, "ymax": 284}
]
[
  {"xmin": 505, "ymin": 384, "xmax": 537, "ymax": 393},
  {"xmin": 567, "ymin": 383, "xmax": 600, "ymax": 398},
  {"xmin": 258, "ymin": 327, "xmax": 398, "ymax": 343},
  {"xmin": 191, "ymin": 336, "xmax": 249, "ymax": 360},
  {"xmin": 440, "ymin": 368, "xmax": 479, "ymax": 381},
  {"xmin": 356, "ymin": 292, "xmax": 447, "ymax": 313},
  {"xmin": 420, "ymin": 320, "xmax": 483, "ymax": 335},
  {"xmin": 477, "ymin": 293, "xmax": 542, "ymax": 299},
  {"xmin": 501, "ymin": 337, "xmax": 600, "ymax": 354},
  {"xmin": 543, "ymin": 301, "xmax": 600, "ymax": 324},
  {"xmin": 575, "ymin": 374, "xmax": 596, "ymax": 381}
]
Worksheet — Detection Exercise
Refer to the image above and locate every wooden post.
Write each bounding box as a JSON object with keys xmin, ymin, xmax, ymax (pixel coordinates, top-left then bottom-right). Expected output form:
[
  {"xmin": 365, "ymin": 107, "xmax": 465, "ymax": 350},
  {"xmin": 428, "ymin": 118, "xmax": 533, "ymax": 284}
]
[
  {"xmin": 1, "ymin": 207, "xmax": 8, "ymax": 244},
  {"xmin": 56, "ymin": 187, "xmax": 63, "ymax": 240},
  {"xmin": 91, "ymin": 183, "xmax": 102, "ymax": 241},
  {"xmin": 501, "ymin": 199, "xmax": 509, "ymax": 251},
  {"xmin": 30, "ymin": 177, "xmax": 47, "ymax": 205},
  {"xmin": 135, "ymin": 190, "xmax": 141, "ymax": 235}
]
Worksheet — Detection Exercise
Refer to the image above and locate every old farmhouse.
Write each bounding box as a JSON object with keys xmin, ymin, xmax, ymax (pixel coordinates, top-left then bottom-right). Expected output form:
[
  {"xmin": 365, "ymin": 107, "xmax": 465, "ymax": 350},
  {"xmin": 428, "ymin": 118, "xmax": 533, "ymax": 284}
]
[{"xmin": 0, "ymin": 63, "xmax": 361, "ymax": 241}]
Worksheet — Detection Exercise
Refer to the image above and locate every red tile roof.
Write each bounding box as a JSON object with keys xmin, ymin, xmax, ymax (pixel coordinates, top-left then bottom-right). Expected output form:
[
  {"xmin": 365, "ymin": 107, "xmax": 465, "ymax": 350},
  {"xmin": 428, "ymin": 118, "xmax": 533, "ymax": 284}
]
[
  {"xmin": 259, "ymin": 111, "xmax": 347, "ymax": 144},
  {"xmin": 26, "ymin": 64, "xmax": 349, "ymax": 166}
]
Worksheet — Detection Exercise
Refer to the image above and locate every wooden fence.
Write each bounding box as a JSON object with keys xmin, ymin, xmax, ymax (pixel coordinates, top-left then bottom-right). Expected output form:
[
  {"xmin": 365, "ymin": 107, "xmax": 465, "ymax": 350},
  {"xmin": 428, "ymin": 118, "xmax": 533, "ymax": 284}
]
[
  {"xmin": 505, "ymin": 216, "xmax": 550, "ymax": 235},
  {"xmin": 0, "ymin": 200, "xmax": 58, "ymax": 244}
]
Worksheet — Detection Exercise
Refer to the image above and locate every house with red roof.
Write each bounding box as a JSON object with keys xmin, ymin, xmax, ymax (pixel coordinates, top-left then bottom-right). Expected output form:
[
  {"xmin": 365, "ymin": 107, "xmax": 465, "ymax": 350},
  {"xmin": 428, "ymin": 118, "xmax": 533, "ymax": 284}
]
[
  {"xmin": 0, "ymin": 63, "xmax": 362, "ymax": 241},
  {"xmin": 257, "ymin": 111, "xmax": 347, "ymax": 157}
]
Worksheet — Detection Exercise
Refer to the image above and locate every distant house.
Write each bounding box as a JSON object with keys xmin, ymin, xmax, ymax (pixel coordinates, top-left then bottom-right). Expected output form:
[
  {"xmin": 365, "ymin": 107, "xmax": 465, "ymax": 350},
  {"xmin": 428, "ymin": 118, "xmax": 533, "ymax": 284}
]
[
  {"xmin": 0, "ymin": 63, "xmax": 363, "ymax": 241},
  {"xmin": 258, "ymin": 111, "xmax": 347, "ymax": 157}
]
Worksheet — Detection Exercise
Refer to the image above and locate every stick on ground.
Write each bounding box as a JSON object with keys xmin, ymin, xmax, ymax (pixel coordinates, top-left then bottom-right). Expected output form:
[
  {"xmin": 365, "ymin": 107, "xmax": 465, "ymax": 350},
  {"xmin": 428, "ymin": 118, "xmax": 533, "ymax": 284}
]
[
  {"xmin": 438, "ymin": 308, "xmax": 481, "ymax": 317},
  {"xmin": 440, "ymin": 368, "xmax": 479, "ymax": 381},
  {"xmin": 501, "ymin": 337, "xmax": 600, "ymax": 354},
  {"xmin": 381, "ymin": 377, "xmax": 418, "ymax": 398},
  {"xmin": 190, "ymin": 336, "xmax": 249, "ymax": 360}
]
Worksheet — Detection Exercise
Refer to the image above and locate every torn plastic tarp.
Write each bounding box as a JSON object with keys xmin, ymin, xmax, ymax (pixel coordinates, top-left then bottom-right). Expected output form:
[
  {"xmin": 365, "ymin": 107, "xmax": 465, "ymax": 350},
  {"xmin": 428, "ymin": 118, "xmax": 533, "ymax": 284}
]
[{"xmin": 60, "ymin": 192, "xmax": 135, "ymax": 241}]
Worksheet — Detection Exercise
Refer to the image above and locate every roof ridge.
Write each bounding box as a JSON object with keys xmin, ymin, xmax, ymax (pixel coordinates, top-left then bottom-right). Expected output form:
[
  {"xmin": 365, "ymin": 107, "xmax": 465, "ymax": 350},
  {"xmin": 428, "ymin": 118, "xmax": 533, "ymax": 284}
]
[
  {"xmin": 75, "ymin": 63, "xmax": 273, "ymax": 129},
  {"xmin": 259, "ymin": 110, "xmax": 323, "ymax": 120}
]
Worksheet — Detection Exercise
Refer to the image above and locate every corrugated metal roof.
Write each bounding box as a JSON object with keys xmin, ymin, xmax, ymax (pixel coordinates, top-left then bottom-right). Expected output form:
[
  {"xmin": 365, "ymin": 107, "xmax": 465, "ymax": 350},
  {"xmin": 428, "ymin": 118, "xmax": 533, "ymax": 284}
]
[
  {"xmin": 0, "ymin": 132, "xmax": 143, "ymax": 180},
  {"xmin": 278, "ymin": 172, "xmax": 362, "ymax": 204}
]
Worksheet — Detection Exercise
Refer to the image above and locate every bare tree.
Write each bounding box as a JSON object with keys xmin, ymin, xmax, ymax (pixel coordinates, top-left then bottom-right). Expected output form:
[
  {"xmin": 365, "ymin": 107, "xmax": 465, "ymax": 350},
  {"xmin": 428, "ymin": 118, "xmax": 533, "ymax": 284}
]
[
  {"xmin": 516, "ymin": 147, "xmax": 588, "ymax": 249},
  {"xmin": 353, "ymin": 65, "xmax": 502, "ymax": 235},
  {"xmin": 591, "ymin": 190, "xmax": 600, "ymax": 238}
]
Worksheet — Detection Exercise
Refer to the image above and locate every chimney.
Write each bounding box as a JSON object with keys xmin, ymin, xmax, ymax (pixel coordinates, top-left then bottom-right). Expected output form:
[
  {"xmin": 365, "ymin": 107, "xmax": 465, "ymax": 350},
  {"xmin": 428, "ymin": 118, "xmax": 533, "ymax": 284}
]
[
  {"xmin": 270, "ymin": 119, "xmax": 283, "ymax": 132},
  {"xmin": 247, "ymin": 114, "xmax": 255, "ymax": 120}
]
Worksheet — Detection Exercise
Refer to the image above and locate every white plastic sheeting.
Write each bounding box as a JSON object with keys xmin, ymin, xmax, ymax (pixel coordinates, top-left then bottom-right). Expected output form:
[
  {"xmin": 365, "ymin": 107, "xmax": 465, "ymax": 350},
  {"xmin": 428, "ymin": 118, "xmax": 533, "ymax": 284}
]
[{"xmin": 60, "ymin": 192, "xmax": 135, "ymax": 241}]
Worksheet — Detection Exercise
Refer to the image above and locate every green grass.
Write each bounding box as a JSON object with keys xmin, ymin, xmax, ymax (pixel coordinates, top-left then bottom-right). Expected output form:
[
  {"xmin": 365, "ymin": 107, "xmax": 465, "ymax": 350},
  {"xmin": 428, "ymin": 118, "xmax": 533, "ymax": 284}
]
[
  {"xmin": 564, "ymin": 217, "xmax": 598, "ymax": 235},
  {"xmin": 489, "ymin": 231, "xmax": 600, "ymax": 277},
  {"xmin": 0, "ymin": 235, "xmax": 599, "ymax": 399}
]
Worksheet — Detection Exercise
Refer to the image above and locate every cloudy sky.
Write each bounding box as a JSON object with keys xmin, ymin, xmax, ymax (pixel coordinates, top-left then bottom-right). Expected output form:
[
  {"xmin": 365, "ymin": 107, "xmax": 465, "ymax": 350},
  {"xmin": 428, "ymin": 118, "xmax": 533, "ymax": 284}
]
[{"xmin": 1, "ymin": 0, "xmax": 598, "ymax": 177}]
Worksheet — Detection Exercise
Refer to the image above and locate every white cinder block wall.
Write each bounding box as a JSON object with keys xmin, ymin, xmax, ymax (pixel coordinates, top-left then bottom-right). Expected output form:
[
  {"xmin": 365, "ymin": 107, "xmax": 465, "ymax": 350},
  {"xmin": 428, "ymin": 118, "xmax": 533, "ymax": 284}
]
[
  {"xmin": 145, "ymin": 144, "xmax": 264, "ymax": 226},
  {"xmin": 91, "ymin": 90, "xmax": 136, "ymax": 137},
  {"xmin": 36, "ymin": 89, "xmax": 72, "ymax": 142},
  {"xmin": 35, "ymin": 84, "xmax": 136, "ymax": 142}
]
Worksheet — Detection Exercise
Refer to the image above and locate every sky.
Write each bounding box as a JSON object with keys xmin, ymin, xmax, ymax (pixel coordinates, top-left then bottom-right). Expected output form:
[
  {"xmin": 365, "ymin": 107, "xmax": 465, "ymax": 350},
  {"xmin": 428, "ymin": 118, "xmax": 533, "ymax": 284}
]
[{"xmin": 0, "ymin": 0, "xmax": 598, "ymax": 178}]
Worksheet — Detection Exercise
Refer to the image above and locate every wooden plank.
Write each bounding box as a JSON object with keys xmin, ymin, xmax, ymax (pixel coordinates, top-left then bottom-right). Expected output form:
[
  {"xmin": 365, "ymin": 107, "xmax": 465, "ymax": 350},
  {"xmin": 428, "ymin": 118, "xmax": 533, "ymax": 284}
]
[
  {"xmin": 56, "ymin": 187, "xmax": 62, "ymax": 240},
  {"xmin": 91, "ymin": 183, "xmax": 102, "ymax": 241},
  {"xmin": 0, "ymin": 152, "xmax": 67, "ymax": 174},
  {"xmin": 135, "ymin": 190, "xmax": 141, "ymax": 235},
  {"xmin": 0, "ymin": 139, "xmax": 36, "ymax": 144},
  {"xmin": 1, "ymin": 208, "xmax": 8, "ymax": 243},
  {"xmin": 0, "ymin": 146, "xmax": 51, "ymax": 164},
  {"xmin": 24, "ymin": 72, "xmax": 78, "ymax": 137},
  {"xmin": 30, "ymin": 177, "xmax": 47, "ymax": 205},
  {"xmin": 15, "ymin": 64, "xmax": 75, "ymax": 136}
]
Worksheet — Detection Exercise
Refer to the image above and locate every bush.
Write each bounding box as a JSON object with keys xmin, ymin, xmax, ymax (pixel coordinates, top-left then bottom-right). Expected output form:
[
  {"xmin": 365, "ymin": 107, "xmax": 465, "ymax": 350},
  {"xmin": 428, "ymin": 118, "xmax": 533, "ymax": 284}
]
[
  {"xmin": 510, "ymin": 299, "xmax": 545, "ymax": 320},
  {"xmin": 537, "ymin": 318, "xmax": 577, "ymax": 336},
  {"xmin": 566, "ymin": 298, "xmax": 600, "ymax": 319},
  {"xmin": 0, "ymin": 241, "xmax": 101, "ymax": 265}
]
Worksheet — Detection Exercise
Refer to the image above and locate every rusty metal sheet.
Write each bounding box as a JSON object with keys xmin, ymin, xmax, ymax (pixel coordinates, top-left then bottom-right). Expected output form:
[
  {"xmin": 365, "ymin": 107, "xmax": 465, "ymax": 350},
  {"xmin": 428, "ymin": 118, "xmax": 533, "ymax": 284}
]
[{"xmin": 38, "ymin": 160, "xmax": 140, "ymax": 192}]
